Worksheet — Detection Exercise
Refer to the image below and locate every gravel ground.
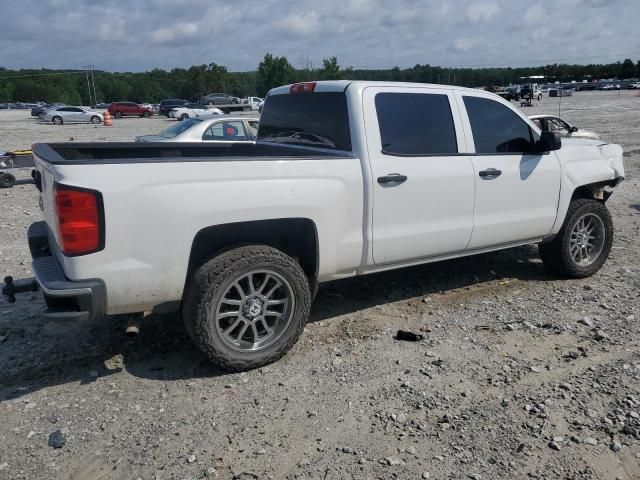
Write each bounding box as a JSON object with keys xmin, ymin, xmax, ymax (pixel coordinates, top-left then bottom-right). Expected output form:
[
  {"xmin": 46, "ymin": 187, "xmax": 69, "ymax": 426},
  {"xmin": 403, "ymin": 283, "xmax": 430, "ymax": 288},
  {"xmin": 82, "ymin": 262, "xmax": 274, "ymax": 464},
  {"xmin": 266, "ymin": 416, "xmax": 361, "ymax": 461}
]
[{"xmin": 0, "ymin": 91, "xmax": 639, "ymax": 480}]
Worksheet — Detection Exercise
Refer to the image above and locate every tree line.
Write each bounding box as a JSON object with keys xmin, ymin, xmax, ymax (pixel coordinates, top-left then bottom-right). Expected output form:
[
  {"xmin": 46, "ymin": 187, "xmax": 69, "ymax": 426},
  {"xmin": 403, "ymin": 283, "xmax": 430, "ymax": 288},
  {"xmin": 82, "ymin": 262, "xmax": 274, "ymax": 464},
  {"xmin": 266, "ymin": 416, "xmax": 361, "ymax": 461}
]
[{"xmin": 1, "ymin": 56, "xmax": 638, "ymax": 104}]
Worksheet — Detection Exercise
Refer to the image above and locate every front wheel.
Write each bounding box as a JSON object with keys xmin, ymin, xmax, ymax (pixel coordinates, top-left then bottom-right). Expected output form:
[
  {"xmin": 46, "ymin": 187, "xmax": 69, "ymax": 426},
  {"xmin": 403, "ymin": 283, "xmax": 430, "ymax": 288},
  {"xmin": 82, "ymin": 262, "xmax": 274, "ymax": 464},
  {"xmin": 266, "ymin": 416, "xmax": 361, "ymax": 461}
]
[
  {"xmin": 538, "ymin": 199, "xmax": 613, "ymax": 278},
  {"xmin": 142, "ymin": 111, "xmax": 150, "ymax": 118},
  {"xmin": 90, "ymin": 116, "xmax": 101, "ymax": 124},
  {"xmin": 180, "ymin": 113, "xmax": 189, "ymax": 121},
  {"xmin": 52, "ymin": 116, "xmax": 63, "ymax": 125},
  {"xmin": 182, "ymin": 245, "xmax": 311, "ymax": 371}
]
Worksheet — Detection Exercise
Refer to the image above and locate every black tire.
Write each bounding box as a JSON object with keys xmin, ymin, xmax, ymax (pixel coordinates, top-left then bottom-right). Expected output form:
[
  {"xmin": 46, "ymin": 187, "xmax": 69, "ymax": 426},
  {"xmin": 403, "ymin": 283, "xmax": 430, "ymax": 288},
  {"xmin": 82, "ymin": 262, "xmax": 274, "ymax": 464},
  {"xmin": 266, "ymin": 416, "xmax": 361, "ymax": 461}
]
[
  {"xmin": 52, "ymin": 116, "xmax": 63, "ymax": 125},
  {"xmin": 182, "ymin": 245, "xmax": 311, "ymax": 371},
  {"xmin": 538, "ymin": 198, "xmax": 613, "ymax": 278},
  {"xmin": 114, "ymin": 111, "xmax": 122, "ymax": 119},
  {"xmin": 142, "ymin": 111, "xmax": 151, "ymax": 118},
  {"xmin": 90, "ymin": 116, "xmax": 101, "ymax": 124},
  {"xmin": 180, "ymin": 113, "xmax": 189, "ymax": 121},
  {"xmin": 0, "ymin": 172, "xmax": 16, "ymax": 188}
]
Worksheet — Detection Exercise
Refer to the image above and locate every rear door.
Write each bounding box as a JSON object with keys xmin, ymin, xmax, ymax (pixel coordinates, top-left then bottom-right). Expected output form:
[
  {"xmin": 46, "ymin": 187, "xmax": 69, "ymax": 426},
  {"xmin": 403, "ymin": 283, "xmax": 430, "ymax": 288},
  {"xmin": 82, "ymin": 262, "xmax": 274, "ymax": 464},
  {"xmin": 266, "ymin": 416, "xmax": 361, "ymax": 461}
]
[
  {"xmin": 363, "ymin": 86, "xmax": 475, "ymax": 265},
  {"xmin": 202, "ymin": 120, "xmax": 251, "ymax": 142},
  {"xmin": 456, "ymin": 92, "xmax": 561, "ymax": 249}
]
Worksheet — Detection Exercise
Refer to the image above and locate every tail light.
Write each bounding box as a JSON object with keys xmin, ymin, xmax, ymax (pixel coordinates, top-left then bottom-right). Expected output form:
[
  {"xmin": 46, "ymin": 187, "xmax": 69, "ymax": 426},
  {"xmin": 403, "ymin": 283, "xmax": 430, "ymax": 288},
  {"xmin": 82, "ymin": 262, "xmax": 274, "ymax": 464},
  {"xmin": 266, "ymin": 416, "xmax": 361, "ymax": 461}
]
[
  {"xmin": 54, "ymin": 184, "xmax": 104, "ymax": 256},
  {"xmin": 290, "ymin": 82, "xmax": 316, "ymax": 94}
]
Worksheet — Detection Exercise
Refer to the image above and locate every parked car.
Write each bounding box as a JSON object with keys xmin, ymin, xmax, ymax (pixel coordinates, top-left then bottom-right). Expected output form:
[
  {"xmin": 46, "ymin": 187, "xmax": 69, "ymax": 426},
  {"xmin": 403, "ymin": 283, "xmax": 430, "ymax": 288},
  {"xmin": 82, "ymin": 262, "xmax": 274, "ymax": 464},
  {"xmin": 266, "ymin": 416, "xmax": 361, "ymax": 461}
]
[
  {"xmin": 108, "ymin": 102, "xmax": 153, "ymax": 118},
  {"xmin": 159, "ymin": 99, "xmax": 189, "ymax": 116},
  {"xmin": 529, "ymin": 115, "xmax": 600, "ymax": 140},
  {"xmin": 627, "ymin": 82, "xmax": 640, "ymax": 89},
  {"xmin": 13, "ymin": 81, "xmax": 624, "ymax": 372},
  {"xmin": 135, "ymin": 115, "xmax": 258, "ymax": 142},
  {"xmin": 200, "ymin": 92, "xmax": 240, "ymax": 106},
  {"xmin": 257, "ymin": 100, "xmax": 265, "ymax": 113},
  {"xmin": 599, "ymin": 84, "xmax": 615, "ymax": 90},
  {"xmin": 31, "ymin": 103, "xmax": 62, "ymax": 117},
  {"xmin": 94, "ymin": 102, "xmax": 110, "ymax": 109},
  {"xmin": 40, "ymin": 106, "xmax": 103, "ymax": 125},
  {"xmin": 169, "ymin": 103, "xmax": 223, "ymax": 120}
]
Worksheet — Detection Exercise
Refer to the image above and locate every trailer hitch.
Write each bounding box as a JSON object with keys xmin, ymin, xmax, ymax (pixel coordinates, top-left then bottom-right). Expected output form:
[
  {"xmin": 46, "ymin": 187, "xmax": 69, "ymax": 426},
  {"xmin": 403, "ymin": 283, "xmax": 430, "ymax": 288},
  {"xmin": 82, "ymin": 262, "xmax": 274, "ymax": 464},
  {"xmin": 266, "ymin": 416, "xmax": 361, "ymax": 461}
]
[{"xmin": 2, "ymin": 276, "xmax": 39, "ymax": 303}]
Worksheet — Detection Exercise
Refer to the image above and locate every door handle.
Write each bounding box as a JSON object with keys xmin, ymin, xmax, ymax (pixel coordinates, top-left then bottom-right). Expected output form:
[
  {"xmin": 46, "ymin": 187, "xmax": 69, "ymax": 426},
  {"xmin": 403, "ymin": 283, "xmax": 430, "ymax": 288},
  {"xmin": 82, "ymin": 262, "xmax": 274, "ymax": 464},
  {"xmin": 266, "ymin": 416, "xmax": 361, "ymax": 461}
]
[
  {"xmin": 479, "ymin": 169, "xmax": 502, "ymax": 178},
  {"xmin": 377, "ymin": 173, "xmax": 407, "ymax": 186}
]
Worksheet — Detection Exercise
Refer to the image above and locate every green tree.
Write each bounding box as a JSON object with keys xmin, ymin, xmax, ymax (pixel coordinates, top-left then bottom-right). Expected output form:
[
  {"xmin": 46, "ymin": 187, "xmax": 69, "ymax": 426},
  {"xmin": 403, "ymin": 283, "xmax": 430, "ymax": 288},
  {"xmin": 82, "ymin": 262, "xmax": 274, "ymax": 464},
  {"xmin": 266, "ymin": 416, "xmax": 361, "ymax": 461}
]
[
  {"xmin": 318, "ymin": 57, "xmax": 342, "ymax": 80},
  {"xmin": 256, "ymin": 54, "xmax": 294, "ymax": 97},
  {"xmin": 619, "ymin": 58, "xmax": 636, "ymax": 79}
]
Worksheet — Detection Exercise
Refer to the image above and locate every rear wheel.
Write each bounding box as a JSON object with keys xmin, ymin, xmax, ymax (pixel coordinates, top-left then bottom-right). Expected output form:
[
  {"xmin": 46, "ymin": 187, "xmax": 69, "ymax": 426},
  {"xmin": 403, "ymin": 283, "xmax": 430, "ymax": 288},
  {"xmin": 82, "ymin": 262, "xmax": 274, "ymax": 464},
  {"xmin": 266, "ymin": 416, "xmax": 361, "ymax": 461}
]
[
  {"xmin": 0, "ymin": 172, "xmax": 16, "ymax": 188},
  {"xmin": 114, "ymin": 111, "xmax": 122, "ymax": 119},
  {"xmin": 538, "ymin": 199, "xmax": 613, "ymax": 278},
  {"xmin": 90, "ymin": 116, "xmax": 101, "ymax": 124},
  {"xmin": 182, "ymin": 245, "xmax": 311, "ymax": 371},
  {"xmin": 52, "ymin": 116, "xmax": 63, "ymax": 125}
]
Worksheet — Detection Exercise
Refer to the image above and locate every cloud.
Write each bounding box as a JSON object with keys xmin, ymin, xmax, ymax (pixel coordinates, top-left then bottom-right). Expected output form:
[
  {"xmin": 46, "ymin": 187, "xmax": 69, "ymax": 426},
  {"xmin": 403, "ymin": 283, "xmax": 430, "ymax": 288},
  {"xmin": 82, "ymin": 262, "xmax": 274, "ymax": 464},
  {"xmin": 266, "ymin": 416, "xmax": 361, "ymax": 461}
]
[
  {"xmin": 465, "ymin": 1, "xmax": 501, "ymax": 23},
  {"xmin": 276, "ymin": 11, "xmax": 322, "ymax": 35},
  {"xmin": 151, "ymin": 22, "xmax": 199, "ymax": 45},
  {"xmin": 0, "ymin": 0, "xmax": 637, "ymax": 72}
]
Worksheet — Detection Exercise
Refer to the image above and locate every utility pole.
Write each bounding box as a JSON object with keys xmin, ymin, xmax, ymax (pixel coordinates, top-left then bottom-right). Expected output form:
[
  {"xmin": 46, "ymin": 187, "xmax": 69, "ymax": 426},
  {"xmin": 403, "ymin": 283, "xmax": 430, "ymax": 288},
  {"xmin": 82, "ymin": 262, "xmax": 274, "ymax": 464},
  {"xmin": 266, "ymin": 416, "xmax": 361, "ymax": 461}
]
[
  {"xmin": 83, "ymin": 65, "xmax": 97, "ymax": 107},
  {"xmin": 90, "ymin": 65, "xmax": 97, "ymax": 106}
]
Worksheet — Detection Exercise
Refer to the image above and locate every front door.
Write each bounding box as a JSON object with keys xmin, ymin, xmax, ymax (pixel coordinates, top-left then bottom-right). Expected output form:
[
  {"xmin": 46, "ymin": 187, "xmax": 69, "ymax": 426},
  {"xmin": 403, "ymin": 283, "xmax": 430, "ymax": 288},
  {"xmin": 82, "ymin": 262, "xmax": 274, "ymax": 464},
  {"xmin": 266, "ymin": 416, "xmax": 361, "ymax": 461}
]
[
  {"xmin": 456, "ymin": 93, "xmax": 561, "ymax": 249},
  {"xmin": 363, "ymin": 86, "xmax": 476, "ymax": 265}
]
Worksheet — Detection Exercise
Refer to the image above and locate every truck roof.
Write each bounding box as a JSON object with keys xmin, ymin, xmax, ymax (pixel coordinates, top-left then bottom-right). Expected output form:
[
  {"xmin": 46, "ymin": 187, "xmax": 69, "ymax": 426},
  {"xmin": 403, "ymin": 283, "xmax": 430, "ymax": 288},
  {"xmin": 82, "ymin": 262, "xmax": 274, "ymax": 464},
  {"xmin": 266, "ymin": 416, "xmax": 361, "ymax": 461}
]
[{"xmin": 269, "ymin": 80, "xmax": 486, "ymax": 95}]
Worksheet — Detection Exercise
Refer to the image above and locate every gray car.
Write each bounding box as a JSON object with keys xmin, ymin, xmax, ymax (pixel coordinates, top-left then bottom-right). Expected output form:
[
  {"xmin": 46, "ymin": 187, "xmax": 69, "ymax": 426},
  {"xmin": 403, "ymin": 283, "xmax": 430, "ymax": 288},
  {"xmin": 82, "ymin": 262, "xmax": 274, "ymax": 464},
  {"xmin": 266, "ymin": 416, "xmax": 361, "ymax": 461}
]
[
  {"xmin": 41, "ymin": 106, "xmax": 103, "ymax": 125},
  {"xmin": 135, "ymin": 115, "xmax": 259, "ymax": 143}
]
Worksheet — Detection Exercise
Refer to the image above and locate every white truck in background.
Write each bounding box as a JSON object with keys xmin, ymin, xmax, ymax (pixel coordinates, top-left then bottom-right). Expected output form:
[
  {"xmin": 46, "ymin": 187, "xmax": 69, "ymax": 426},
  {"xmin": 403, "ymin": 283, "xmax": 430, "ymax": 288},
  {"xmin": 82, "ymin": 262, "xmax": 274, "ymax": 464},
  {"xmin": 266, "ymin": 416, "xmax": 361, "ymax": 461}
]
[{"xmin": 4, "ymin": 80, "xmax": 625, "ymax": 371}]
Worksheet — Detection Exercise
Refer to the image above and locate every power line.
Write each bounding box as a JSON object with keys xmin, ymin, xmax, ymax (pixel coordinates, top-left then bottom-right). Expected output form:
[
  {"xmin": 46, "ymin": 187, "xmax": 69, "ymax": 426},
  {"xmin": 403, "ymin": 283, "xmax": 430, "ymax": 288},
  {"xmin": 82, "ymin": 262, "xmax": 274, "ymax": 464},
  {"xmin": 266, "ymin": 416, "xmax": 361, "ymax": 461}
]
[{"xmin": 0, "ymin": 71, "xmax": 84, "ymax": 79}]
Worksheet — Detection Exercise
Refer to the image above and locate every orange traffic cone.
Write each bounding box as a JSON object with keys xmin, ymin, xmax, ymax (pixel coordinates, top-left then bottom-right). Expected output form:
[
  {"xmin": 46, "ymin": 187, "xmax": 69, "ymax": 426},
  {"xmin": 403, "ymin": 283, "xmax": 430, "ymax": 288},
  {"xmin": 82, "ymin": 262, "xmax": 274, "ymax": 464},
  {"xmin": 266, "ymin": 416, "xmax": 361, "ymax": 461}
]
[{"xmin": 103, "ymin": 111, "xmax": 112, "ymax": 126}]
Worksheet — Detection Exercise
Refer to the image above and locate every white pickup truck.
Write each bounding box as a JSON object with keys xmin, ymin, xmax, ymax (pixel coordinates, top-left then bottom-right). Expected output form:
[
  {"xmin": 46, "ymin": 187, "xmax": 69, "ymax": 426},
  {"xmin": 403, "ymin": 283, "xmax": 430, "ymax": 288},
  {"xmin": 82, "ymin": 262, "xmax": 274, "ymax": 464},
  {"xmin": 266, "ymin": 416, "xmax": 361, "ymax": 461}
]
[{"xmin": 8, "ymin": 80, "xmax": 625, "ymax": 371}]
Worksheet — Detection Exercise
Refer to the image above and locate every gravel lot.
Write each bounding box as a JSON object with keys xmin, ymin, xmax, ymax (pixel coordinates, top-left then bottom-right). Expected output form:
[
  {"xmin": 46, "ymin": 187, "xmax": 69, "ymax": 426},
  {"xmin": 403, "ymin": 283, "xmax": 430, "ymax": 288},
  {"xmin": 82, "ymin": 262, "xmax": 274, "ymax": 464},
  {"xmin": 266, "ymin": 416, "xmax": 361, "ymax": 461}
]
[{"xmin": 1, "ymin": 91, "xmax": 639, "ymax": 480}]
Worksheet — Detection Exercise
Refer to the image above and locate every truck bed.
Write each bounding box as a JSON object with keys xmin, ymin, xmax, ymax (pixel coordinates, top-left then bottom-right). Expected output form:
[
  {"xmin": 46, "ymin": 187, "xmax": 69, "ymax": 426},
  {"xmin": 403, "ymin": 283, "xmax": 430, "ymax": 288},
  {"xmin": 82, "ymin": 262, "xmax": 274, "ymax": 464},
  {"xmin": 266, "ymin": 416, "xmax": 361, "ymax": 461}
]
[{"xmin": 33, "ymin": 142, "xmax": 353, "ymax": 165}]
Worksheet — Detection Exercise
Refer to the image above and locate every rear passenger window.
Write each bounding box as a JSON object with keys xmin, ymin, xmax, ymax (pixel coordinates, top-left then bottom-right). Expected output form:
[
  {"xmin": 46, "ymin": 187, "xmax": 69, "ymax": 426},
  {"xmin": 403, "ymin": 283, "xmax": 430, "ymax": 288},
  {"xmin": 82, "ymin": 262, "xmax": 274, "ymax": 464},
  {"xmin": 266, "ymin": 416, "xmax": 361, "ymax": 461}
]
[
  {"xmin": 375, "ymin": 93, "xmax": 457, "ymax": 156},
  {"xmin": 463, "ymin": 96, "xmax": 534, "ymax": 153},
  {"xmin": 202, "ymin": 121, "xmax": 248, "ymax": 141}
]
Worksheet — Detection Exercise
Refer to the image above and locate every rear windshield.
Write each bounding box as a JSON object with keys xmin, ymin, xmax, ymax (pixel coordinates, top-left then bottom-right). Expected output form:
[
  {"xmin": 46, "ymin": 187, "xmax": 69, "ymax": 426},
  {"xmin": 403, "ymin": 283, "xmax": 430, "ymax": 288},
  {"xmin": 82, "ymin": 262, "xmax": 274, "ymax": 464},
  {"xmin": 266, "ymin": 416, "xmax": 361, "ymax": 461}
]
[
  {"xmin": 159, "ymin": 118, "xmax": 202, "ymax": 138},
  {"xmin": 258, "ymin": 92, "xmax": 351, "ymax": 151}
]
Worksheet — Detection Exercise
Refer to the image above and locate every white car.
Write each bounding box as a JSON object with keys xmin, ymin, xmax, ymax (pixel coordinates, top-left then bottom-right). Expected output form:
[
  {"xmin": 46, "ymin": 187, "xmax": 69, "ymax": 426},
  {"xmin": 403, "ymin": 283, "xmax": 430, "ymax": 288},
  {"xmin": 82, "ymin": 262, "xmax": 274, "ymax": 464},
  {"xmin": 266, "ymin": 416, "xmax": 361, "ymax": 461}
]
[
  {"xmin": 18, "ymin": 81, "xmax": 624, "ymax": 371},
  {"xmin": 529, "ymin": 115, "xmax": 600, "ymax": 140},
  {"xmin": 135, "ymin": 115, "xmax": 259, "ymax": 142},
  {"xmin": 169, "ymin": 103, "xmax": 223, "ymax": 120},
  {"xmin": 40, "ymin": 106, "xmax": 103, "ymax": 125}
]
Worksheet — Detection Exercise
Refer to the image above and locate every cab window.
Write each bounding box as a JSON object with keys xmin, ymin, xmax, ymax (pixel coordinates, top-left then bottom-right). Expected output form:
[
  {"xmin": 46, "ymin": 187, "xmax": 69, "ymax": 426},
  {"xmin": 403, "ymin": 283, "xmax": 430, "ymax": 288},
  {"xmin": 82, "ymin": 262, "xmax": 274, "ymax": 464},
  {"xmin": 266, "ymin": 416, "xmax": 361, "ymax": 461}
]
[{"xmin": 463, "ymin": 96, "xmax": 535, "ymax": 153}]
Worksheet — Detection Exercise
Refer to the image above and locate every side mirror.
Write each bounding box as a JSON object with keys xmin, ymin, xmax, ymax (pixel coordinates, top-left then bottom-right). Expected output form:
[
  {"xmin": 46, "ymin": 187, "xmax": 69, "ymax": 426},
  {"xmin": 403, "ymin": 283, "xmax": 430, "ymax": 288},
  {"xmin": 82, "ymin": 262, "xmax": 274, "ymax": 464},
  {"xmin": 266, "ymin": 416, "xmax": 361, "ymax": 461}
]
[
  {"xmin": 570, "ymin": 126, "xmax": 579, "ymax": 133},
  {"xmin": 536, "ymin": 131, "xmax": 561, "ymax": 153}
]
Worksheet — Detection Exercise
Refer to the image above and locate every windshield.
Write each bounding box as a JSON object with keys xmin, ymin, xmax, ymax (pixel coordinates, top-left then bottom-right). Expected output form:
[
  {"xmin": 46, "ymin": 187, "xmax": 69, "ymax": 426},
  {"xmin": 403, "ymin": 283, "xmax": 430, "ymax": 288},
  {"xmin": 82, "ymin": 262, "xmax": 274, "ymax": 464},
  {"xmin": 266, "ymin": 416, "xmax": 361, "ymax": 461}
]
[
  {"xmin": 258, "ymin": 92, "xmax": 351, "ymax": 151},
  {"xmin": 159, "ymin": 118, "xmax": 202, "ymax": 138}
]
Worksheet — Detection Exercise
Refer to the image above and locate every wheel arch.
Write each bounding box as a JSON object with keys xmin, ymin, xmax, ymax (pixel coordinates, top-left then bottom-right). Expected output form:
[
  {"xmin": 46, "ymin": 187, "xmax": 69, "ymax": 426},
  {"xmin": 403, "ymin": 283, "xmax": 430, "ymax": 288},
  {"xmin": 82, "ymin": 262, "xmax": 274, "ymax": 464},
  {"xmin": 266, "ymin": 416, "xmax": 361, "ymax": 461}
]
[
  {"xmin": 184, "ymin": 218, "xmax": 319, "ymax": 293},
  {"xmin": 571, "ymin": 179, "xmax": 621, "ymax": 203}
]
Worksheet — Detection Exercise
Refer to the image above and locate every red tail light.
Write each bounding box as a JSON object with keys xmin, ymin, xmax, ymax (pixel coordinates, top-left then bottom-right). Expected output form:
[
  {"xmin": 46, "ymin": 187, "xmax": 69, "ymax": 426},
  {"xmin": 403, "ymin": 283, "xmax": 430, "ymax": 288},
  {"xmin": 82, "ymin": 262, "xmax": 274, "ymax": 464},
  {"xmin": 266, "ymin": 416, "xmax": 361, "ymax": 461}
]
[
  {"xmin": 54, "ymin": 184, "xmax": 104, "ymax": 255},
  {"xmin": 290, "ymin": 82, "xmax": 316, "ymax": 94}
]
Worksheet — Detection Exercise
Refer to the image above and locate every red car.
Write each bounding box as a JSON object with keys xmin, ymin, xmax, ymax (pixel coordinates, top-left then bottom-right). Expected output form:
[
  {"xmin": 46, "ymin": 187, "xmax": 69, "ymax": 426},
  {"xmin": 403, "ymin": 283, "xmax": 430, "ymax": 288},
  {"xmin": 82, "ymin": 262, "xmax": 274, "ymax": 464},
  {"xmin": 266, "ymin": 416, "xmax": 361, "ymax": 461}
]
[{"xmin": 108, "ymin": 102, "xmax": 153, "ymax": 118}]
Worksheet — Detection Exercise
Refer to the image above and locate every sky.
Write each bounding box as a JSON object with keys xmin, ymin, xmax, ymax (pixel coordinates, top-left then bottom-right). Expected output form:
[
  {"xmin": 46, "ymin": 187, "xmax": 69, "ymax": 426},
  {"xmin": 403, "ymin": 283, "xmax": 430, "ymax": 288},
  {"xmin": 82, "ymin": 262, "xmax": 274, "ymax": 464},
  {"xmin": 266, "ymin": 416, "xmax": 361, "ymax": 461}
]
[{"xmin": 1, "ymin": 0, "xmax": 638, "ymax": 72}]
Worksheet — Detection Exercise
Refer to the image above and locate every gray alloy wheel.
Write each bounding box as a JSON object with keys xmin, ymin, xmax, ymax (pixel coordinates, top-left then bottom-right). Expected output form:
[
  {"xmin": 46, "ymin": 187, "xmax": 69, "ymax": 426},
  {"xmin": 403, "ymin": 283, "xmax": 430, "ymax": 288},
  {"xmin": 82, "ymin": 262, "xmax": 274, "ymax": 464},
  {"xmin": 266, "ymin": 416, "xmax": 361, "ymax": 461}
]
[
  {"xmin": 213, "ymin": 269, "xmax": 296, "ymax": 352},
  {"xmin": 91, "ymin": 116, "xmax": 101, "ymax": 124},
  {"xmin": 52, "ymin": 116, "xmax": 63, "ymax": 125},
  {"xmin": 568, "ymin": 213, "xmax": 605, "ymax": 267},
  {"xmin": 180, "ymin": 113, "xmax": 189, "ymax": 121},
  {"xmin": 114, "ymin": 111, "xmax": 122, "ymax": 118},
  {"xmin": 538, "ymin": 198, "xmax": 613, "ymax": 278},
  {"xmin": 182, "ymin": 245, "xmax": 311, "ymax": 371}
]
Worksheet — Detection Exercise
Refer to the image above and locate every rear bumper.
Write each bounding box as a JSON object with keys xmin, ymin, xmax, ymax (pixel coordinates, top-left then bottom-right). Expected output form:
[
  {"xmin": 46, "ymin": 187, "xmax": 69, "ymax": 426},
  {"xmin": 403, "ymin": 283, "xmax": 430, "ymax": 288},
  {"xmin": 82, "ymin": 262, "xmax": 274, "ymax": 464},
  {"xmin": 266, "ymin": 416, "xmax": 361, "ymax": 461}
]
[{"xmin": 29, "ymin": 221, "xmax": 106, "ymax": 321}]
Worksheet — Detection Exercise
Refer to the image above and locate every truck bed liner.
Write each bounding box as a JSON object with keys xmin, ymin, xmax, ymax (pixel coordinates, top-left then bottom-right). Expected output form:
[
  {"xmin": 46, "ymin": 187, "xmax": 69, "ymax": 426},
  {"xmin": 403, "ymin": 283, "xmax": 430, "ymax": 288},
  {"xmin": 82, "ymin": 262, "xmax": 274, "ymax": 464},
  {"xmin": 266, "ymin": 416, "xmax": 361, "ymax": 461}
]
[{"xmin": 33, "ymin": 142, "xmax": 353, "ymax": 165}]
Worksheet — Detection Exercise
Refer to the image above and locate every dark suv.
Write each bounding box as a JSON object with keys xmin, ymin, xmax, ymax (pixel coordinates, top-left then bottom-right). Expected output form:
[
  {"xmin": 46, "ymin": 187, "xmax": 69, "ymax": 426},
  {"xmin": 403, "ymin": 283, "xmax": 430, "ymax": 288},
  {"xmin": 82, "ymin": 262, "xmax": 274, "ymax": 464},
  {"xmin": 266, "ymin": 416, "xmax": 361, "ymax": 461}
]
[
  {"xmin": 108, "ymin": 102, "xmax": 153, "ymax": 118},
  {"xmin": 200, "ymin": 93, "xmax": 239, "ymax": 105},
  {"xmin": 159, "ymin": 99, "xmax": 189, "ymax": 116}
]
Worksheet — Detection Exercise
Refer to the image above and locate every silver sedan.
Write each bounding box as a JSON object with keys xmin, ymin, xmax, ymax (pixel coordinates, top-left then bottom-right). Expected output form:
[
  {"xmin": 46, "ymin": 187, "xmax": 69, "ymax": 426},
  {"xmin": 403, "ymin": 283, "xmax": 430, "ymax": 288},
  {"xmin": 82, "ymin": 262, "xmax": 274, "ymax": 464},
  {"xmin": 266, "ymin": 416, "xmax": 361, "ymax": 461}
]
[
  {"xmin": 135, "ymin": 115, "xmax": 259, "ymax": 143},
  {"xmin": 41, "ymin": 106, "xmax": 104, "ymax": 125}
]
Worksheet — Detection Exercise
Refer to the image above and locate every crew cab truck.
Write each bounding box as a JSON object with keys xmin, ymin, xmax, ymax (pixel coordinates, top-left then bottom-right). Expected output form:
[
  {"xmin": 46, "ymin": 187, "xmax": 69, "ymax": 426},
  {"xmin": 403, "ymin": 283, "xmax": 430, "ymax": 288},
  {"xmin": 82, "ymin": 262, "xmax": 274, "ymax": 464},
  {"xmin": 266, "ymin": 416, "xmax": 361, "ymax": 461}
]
[{"xmin": 8, "ymin": 81, "xmax": 625, "ymax": 371}]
